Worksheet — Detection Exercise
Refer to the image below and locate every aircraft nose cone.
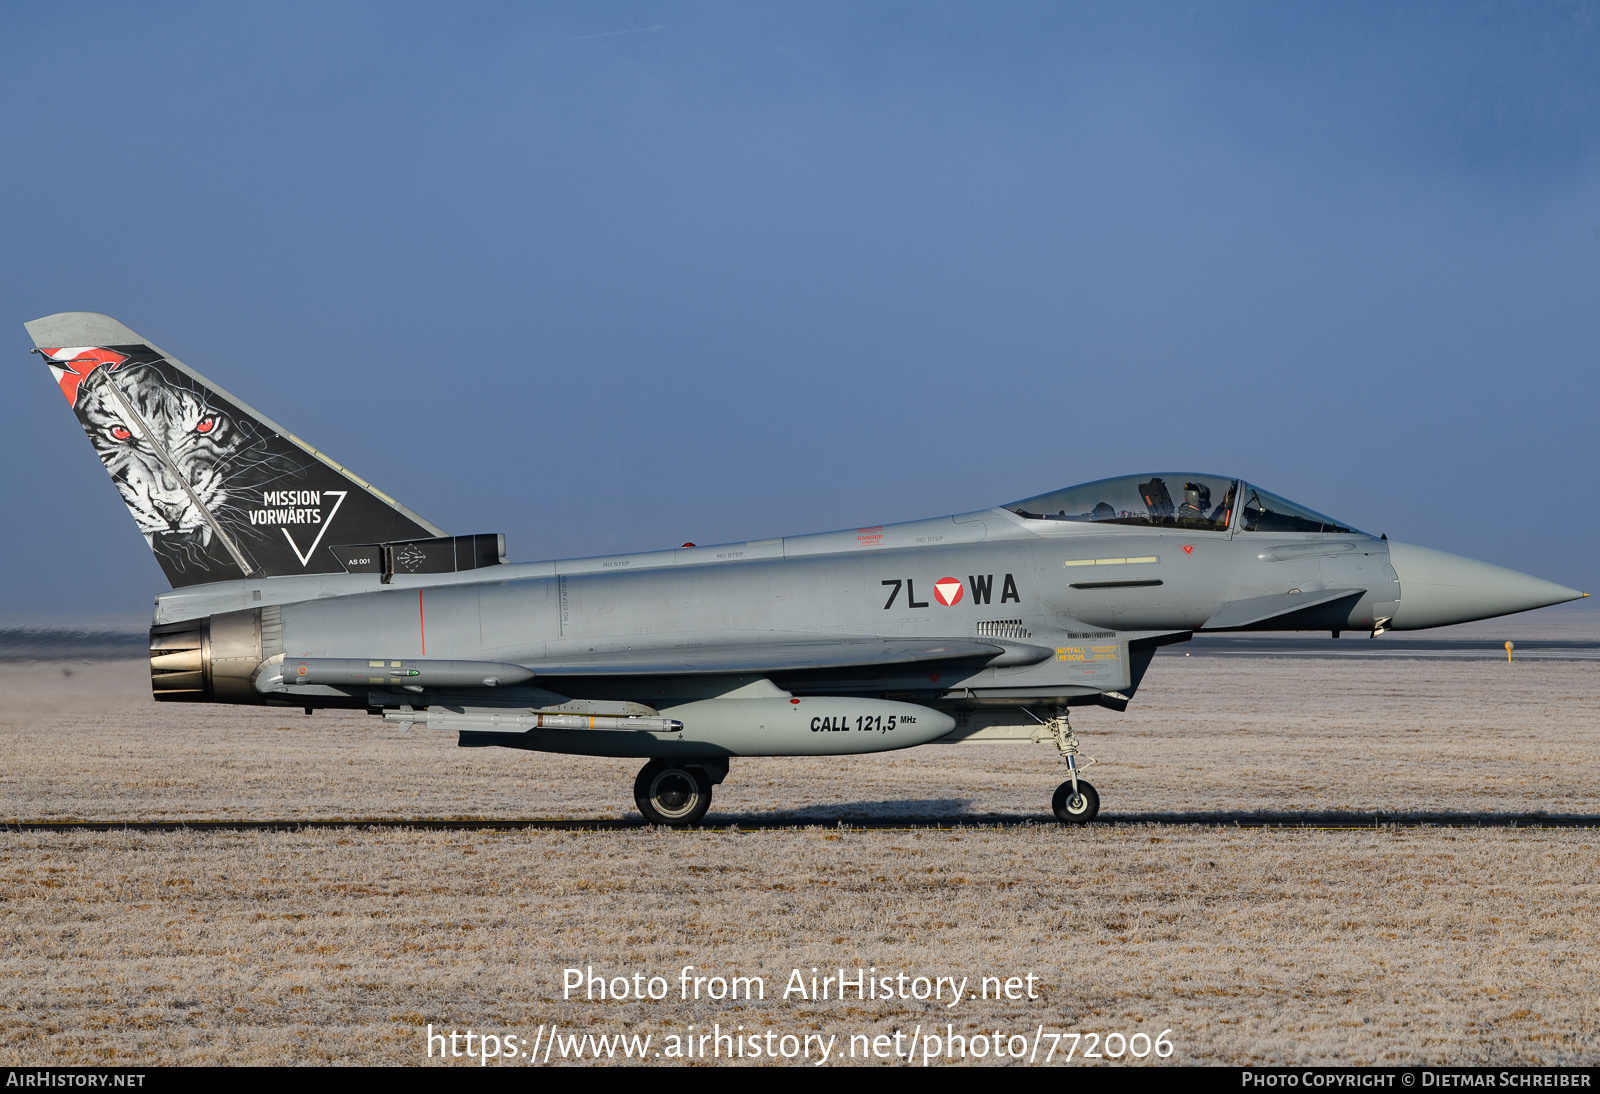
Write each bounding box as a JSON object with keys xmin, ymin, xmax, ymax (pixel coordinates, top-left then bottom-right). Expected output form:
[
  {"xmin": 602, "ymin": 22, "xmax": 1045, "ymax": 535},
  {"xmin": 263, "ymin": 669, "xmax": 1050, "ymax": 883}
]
[{"xmin": 1387, "ymin": 541, "xmax": 1585, "ymax": 630}]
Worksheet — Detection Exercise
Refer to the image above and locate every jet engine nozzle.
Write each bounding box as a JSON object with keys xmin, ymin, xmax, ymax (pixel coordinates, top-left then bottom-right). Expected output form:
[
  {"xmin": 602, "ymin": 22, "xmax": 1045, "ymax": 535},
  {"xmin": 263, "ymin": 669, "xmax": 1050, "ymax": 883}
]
[
  {"xmin": 150, "ymin": 608, "xmax": 265, "ymax": 703},
  {"xmin": 1386, "ymin": 542, "xmax": 1584, "ymax": 630}
]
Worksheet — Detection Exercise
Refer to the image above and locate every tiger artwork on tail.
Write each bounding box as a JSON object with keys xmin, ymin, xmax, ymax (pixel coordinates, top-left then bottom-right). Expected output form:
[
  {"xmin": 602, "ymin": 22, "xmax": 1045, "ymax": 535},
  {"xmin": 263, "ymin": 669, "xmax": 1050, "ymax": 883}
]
[
  {"xmin": 35, "ymin": 315, "xmax": 451, "ymax": 587},
  {"xmin": 43, "ymin": 345, "xmax": 306, "ymax": 580}
]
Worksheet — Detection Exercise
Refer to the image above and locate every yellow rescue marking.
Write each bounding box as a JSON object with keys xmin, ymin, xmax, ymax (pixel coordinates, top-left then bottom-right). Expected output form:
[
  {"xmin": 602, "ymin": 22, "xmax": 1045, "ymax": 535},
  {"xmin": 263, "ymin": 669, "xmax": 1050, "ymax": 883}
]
[{"xmin": 1057, "ymin": 646, "xmax": 1121, "ymax": 662}]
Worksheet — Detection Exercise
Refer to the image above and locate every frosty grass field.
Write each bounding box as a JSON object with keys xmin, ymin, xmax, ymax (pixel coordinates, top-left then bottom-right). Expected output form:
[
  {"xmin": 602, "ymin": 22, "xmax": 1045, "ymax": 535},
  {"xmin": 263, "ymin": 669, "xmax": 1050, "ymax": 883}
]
[{"xmin": 2, "ymin": 613, "xmax": 1597, "ymax": 1065}]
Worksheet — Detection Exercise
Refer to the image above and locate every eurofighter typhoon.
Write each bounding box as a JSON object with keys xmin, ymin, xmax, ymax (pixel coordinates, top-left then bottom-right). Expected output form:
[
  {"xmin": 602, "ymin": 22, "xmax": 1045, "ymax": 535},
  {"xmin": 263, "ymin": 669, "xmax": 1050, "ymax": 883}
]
[{"xmin": 28, "ymin": 312, "xmax": 1588, "ymax": 825}]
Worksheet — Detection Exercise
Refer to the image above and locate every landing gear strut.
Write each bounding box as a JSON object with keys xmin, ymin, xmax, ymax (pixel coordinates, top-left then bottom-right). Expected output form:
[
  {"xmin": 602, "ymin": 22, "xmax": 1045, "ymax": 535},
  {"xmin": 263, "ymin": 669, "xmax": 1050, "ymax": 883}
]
[
  {"xmin": 633, "ymin": 760, "xmax": 715, "ymax": 827},
  {"xmin": 1042, "ymin": 709, "xmax": 1100, "ymax": 824}
]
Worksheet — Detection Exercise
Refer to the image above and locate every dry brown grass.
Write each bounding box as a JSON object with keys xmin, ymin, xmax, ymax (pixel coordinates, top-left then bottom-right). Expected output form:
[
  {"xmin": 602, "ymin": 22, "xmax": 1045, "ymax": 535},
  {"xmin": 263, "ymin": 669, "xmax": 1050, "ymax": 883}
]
[{"xmin": 2, "ymin": 649, "xmax": 1598, "ymax": 1065}]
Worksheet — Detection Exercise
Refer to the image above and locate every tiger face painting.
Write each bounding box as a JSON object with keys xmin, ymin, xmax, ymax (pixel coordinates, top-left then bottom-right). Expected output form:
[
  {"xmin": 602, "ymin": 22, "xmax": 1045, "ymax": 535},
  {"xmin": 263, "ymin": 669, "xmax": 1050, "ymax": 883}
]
[
  {"xmin": 46, "ymin": 345, "xmax": 302, "ymax": 580},
  {"xmin": 78, "ymin": 364, "xmax": 236, "ymax": 542},
  {"xmin": 51, "ymin": 349, "xmax": 264, "ymax": 578},
  {"xmin": 39, "ymin": 337, "xmax": 440, "ymax": 587}
]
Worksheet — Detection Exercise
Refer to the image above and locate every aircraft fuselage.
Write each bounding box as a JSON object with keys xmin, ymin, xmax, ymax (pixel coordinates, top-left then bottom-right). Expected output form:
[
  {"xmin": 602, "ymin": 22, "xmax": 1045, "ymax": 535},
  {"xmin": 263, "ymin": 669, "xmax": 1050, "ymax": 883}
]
[{"xmin": 32, "ymin": 312, "xmax": 1585, "ymax": 823}]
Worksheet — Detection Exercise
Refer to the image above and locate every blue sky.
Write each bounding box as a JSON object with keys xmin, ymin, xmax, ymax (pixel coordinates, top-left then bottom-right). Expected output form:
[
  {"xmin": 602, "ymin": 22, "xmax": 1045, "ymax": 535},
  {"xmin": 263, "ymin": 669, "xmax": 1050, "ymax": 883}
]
[{"xmin": 3, "ymin": 2, "xmax": 1598, "ymax": 622}]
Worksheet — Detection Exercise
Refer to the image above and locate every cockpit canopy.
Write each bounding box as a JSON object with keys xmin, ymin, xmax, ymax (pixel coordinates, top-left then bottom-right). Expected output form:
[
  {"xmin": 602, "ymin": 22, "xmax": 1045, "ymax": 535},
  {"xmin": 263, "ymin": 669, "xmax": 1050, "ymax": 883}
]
[{"xmin": 1005, "ymin": 474, "xmax": 1363, "ymax": 535}]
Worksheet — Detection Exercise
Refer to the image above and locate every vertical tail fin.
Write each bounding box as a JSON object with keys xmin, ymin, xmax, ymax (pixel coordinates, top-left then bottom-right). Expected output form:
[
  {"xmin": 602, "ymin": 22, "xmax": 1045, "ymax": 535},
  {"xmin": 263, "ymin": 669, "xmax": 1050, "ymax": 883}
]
[{"xmin": 26, "ymin": 312, "xmax": 447, "ymax": 587}]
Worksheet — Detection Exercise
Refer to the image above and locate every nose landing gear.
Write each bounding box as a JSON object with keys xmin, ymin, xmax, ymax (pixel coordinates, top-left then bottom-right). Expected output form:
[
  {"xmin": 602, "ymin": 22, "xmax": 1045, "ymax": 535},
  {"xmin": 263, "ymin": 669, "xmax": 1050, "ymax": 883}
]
[
  {"xmin": 1053, "ymin": 778, "xmax": 1100, "ymax": 823},
  {"xmin": 1042, "ymin": 710, "xmax": 1100, "ymax": 824}
]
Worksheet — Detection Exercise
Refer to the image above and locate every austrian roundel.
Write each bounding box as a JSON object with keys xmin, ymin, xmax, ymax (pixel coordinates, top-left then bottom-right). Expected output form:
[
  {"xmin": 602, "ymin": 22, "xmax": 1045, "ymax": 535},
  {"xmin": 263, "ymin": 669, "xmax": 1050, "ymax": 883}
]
[{"xmin": 933, "ymin": 577, "xmax": 964, "ymax": 606}]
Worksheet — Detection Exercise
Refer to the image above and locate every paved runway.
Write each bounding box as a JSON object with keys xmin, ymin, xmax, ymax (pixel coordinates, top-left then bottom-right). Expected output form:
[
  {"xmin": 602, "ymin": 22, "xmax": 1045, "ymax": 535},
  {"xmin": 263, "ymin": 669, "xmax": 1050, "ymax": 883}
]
[{"xmin": 10, "ymin": 811, "xmax": 1598, "ymax": 832}]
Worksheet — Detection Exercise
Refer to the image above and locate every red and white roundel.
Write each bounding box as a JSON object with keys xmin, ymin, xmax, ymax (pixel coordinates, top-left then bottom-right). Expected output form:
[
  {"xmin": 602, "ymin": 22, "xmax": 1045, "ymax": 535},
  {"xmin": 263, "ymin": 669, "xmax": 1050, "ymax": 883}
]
[{"xmin": 933, "ymin": 577, "xmax": 964, "ymax": 606}]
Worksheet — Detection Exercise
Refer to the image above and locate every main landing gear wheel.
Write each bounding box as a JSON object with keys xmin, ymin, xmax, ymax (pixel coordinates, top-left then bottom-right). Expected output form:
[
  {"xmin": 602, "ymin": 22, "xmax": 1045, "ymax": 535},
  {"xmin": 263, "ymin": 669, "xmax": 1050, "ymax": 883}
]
[
  {"xmin": 633, "ymin": 760, "xmax": 713, "ymax": 827},
  {"xmin": 1053, "ymin": 779, "xmax": 1100, "ymax": 824}
]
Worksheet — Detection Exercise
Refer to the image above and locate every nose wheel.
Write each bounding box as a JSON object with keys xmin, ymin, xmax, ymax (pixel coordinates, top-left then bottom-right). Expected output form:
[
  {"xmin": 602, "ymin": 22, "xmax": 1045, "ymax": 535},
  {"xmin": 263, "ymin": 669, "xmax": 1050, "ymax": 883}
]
[
  {"xmin": 1034, "ymin": 708, "xmax": 1101, "ymax": 824},
  {"xmin": 633, "ymin": 760, "xmax": 713, "ymax": 827},
  {"xmin": 1053, "ymin": 779, "xmax": 1099, "ymax": 823}
]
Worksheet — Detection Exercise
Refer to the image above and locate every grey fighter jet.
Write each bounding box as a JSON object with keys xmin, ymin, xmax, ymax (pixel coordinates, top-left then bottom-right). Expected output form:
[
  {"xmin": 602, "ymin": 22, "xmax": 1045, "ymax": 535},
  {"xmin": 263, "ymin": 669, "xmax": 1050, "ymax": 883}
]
[{"xmin": 28, "ymin": 312, "xmax": 1588, "ymax": 825}]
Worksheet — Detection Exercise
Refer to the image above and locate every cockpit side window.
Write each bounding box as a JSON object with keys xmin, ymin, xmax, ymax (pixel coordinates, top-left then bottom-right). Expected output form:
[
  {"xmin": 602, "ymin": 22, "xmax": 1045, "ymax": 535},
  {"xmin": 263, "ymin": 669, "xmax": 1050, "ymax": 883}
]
[
  {"xmin": 1006, "ymin": 474, "xmax": 1238, "ymax": 531},
  {"xmin": 1239, "ymin": 485, "xmax": 1361, "ymax": 534}
]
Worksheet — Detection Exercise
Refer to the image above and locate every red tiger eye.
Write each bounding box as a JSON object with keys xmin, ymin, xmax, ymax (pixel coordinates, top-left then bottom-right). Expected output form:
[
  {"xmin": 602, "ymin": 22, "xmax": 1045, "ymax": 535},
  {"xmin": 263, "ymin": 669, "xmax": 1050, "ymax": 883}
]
[
  {"xmin": 111, "ymin": 426, "xmax": 131, "ymax": 440},
  {"xmin": 196, "ymin": 418, "xmax": 214, "ymax": 433}
]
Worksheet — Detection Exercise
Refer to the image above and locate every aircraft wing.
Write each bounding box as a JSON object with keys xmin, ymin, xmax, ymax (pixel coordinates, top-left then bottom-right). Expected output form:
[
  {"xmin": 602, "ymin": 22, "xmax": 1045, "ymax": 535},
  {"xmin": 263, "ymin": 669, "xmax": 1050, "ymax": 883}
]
[{"xmin": 520, "ymin": 637, "xmax": 1015, "ymax": 676}]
